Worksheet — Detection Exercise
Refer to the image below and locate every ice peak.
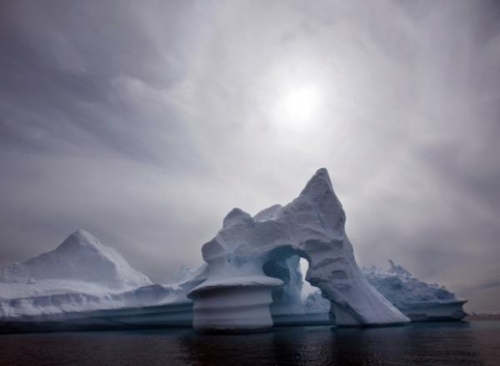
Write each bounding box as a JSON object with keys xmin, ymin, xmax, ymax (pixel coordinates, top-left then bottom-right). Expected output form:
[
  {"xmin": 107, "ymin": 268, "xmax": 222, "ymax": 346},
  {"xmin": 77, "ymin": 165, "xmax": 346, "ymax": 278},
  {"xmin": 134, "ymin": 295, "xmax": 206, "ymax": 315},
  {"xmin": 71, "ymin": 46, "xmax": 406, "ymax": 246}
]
[
  {"xmin": 57, "ymin": 229, "xmax": 103, "ymax": 253},
  {"xmin": 72, "ymin": 229, "xmax": 97, "ymax": 242},
  {"xmin": 388, "ymin": 260, "xmax": 411, "ymax": 277},
  {"xmin": 293, "ymin": 168, "xmax": 345, "ymax": 234},
  {"xmin": 300, "ymin": 168, "xmax": 335, "ymax": 200},
  {"xmin": 223, "ymin": 208, "xmax": 253, "ymax": 228}
]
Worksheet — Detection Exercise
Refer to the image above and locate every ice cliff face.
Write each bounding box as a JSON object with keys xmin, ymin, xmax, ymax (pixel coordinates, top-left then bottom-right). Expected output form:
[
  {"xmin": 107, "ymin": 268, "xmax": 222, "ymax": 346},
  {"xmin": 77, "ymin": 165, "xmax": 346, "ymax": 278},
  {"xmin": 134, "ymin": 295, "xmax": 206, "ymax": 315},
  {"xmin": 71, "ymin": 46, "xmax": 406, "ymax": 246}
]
[
  {"xmin": 0, "ymin": 229, "xmax": 151, "ymax": 289},
  {"xmin": 188, "ymin": 168, "xmax": 409, "ymax": 331}
]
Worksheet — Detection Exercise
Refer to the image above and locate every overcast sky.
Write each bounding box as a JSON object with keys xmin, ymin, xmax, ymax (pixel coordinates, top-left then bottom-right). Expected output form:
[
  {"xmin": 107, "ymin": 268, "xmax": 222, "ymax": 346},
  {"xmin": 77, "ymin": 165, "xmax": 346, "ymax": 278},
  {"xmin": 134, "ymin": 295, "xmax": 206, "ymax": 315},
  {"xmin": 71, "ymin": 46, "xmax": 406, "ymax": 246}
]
[{"xmin": 1, "ymin": 0, "xmax": 499, "ymax": 312}]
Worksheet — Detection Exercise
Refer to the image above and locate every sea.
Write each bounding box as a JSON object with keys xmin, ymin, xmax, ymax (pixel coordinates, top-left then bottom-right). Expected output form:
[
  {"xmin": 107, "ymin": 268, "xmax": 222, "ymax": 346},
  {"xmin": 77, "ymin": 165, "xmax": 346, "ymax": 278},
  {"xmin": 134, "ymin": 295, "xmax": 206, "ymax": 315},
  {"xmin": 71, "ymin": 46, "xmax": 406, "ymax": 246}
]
[{"xmin": 1, "ymin": 321, "xmax": 499, "ymax": 366}]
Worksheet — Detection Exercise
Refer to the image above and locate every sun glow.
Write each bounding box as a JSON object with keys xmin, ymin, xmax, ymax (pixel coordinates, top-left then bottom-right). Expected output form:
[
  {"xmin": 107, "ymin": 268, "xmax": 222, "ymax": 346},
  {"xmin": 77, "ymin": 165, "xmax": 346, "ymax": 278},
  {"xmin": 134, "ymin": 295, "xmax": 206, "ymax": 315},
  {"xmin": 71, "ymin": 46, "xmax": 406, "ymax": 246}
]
[{"xmin": 274, "ymin": 84, "xmax": 323, "ymax": 130}]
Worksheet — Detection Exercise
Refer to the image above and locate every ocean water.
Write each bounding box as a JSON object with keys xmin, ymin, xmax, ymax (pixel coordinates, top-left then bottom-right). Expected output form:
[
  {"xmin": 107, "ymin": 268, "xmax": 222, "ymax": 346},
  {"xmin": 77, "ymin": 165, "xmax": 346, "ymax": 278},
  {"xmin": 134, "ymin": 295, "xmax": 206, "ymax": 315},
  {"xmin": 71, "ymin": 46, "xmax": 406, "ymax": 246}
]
[{"xmin": 1, "ymin": 321, "xmax": 499, "ymax": 366}]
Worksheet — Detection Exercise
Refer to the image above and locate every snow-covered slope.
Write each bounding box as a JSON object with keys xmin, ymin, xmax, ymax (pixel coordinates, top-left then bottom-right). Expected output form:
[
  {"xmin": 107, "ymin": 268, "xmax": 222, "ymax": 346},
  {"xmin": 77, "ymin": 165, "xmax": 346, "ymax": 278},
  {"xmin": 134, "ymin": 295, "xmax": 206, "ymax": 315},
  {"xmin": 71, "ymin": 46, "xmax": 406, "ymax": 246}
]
[{"xmin": 188, "ymin": 168, "xmax": 409, "ymax": 331}]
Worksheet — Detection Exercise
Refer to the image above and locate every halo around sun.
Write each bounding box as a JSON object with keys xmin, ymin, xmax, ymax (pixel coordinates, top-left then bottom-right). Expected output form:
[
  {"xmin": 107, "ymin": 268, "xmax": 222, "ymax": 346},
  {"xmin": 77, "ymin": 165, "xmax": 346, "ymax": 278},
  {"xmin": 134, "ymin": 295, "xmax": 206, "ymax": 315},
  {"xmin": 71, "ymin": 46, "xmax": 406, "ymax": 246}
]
[{"xmin": 274, "ymin": 84, "xmax": 324, "ymax": 131}]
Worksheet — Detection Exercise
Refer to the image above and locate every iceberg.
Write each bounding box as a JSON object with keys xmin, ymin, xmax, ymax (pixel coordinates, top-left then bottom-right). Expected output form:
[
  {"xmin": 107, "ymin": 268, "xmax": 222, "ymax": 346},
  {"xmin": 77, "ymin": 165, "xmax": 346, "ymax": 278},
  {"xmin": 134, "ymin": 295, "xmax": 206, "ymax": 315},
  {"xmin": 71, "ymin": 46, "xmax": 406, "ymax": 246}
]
[
  {"xmin": 0, "ymin": 230, "xmax": 198, "ymax": 325},
  {"xmin": 291, "ymin": 260, "xmax": 467, "ymax": 322},
  {"xmin": 362, "ymin": 261, "xmax": 467, "ymax": 321},
  {"xmin": 187, "ymin": 168, "xmax": 409, "ymax": 332},
  {"xmin": 0, "ymin": 229, "xmax": 151, "ymax": 289},
  {"xmin": 0, "ymin": 168, "xmax": 467, "ymax": 333}
]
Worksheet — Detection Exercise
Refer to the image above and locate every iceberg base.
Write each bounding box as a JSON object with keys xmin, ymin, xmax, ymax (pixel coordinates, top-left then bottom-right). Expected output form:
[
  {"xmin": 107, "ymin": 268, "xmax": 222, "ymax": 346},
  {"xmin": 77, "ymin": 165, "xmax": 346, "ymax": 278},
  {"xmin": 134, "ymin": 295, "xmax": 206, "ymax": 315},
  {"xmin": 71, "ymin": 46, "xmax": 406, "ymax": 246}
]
[{"xmin": 188, "ymin": 276, "xmax": 282, "ymax": 333}]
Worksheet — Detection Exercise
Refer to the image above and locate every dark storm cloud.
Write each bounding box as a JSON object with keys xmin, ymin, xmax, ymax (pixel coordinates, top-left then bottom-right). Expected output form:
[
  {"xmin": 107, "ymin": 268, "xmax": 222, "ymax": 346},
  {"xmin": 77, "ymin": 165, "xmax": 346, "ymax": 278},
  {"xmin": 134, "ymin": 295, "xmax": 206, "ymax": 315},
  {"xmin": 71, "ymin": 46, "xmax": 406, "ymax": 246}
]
[{"xmin": 0, "ymin": 0, "xmax": 499, "ymax": 312}]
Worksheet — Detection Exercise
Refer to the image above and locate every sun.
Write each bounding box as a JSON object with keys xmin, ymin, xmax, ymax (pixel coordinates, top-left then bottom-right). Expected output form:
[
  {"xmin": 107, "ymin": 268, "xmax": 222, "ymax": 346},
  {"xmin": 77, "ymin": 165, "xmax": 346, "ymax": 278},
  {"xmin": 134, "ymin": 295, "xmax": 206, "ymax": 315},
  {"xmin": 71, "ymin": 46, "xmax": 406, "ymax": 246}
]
[{"xmin": 274, "ymin": 85, "xmax": 323, "ymax": 130}]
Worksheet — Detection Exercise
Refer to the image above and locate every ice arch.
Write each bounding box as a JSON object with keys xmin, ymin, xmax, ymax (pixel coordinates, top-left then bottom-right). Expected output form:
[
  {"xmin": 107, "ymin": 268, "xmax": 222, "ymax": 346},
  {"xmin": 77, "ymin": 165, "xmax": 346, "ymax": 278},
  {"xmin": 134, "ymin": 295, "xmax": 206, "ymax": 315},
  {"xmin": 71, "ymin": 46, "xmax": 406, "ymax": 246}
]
[
  {"xmin": 263, "ymin": 255, "xmax": 319, "ymax": 325},
  {"xmin": 188, "ymin": 169, "xmax": 409, "ymax": 332}
]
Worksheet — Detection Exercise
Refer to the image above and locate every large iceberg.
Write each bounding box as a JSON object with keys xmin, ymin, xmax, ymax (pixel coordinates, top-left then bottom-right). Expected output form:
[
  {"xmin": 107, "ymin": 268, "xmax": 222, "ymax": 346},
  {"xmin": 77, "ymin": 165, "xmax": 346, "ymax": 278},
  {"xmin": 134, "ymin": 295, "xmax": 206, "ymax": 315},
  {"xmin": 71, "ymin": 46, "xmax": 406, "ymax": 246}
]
[
  {"xmin": 1, "ymin": 168, "xmax": 468, "ymax": 333},
  {"xmin": 187, "ymin": 168, "xmax": 409, "ymax": 332}
]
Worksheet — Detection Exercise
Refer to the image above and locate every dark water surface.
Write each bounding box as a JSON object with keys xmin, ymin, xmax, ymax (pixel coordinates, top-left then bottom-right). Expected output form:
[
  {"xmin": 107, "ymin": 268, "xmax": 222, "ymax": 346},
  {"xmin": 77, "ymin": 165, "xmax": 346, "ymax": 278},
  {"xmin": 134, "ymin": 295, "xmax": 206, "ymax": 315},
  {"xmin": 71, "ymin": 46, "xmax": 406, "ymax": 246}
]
[{"xmin": 1, "ymin": 321, "xmax": 499, "ymax": 366}]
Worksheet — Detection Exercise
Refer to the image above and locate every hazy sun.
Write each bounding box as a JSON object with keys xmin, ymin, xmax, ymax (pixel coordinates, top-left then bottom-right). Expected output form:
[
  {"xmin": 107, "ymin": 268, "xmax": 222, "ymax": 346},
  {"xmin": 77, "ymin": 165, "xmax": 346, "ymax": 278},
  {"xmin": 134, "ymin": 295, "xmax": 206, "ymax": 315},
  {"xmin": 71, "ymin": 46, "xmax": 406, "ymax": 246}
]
[{"xmin": 275, "ymin": 85, "xmax": 323, "ymax": 130}]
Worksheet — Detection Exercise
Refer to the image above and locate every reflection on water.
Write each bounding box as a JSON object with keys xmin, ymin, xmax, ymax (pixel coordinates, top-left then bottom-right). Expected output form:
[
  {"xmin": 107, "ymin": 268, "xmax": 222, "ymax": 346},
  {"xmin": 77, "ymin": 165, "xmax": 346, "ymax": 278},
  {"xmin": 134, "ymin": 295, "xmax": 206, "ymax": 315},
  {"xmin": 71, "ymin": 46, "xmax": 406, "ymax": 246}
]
[
  {"xmin": 180, "ymin": 322, "xmax": 489, "ymax": 366},
  {"xmin": 1, "ymin": 321, "xmax": 499, "ymax": 366}
]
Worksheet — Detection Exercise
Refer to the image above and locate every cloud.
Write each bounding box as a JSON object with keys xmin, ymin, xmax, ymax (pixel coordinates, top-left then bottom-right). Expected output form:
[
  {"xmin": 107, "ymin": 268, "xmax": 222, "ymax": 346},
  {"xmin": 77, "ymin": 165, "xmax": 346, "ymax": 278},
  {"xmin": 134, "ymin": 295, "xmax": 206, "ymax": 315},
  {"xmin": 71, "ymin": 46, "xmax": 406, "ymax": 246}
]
[{"xmin": 0, "ymin": 0, "xmax": 499, "ymax": 311}]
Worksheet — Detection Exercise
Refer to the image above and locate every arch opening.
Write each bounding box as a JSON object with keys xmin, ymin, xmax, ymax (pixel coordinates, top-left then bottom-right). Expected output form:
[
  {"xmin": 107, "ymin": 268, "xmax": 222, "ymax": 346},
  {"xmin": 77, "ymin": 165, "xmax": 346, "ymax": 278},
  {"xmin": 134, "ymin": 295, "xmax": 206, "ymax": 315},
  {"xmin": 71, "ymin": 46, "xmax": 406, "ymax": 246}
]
[{"xmin": 262, "ymin": 252, "xmax": 332, "ymax": 326}]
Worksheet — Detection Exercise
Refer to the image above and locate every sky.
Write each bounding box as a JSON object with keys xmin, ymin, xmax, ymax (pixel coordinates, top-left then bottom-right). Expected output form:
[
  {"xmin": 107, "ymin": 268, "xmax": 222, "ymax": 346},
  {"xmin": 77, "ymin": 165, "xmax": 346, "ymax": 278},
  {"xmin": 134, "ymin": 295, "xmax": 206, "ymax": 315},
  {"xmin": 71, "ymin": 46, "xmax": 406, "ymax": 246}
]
[{"xmin": 0, "ymin": 0, "xmax": 499, "ymax": 313}]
